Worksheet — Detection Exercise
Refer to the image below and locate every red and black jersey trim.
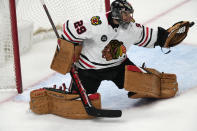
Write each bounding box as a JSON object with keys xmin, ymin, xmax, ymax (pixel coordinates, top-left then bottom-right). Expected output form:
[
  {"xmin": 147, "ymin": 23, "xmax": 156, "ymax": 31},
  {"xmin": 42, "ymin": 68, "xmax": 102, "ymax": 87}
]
[
  {"xmin": 144, "ymin": 29, "xmax": 153, "ymax": 47},
  {"xmin": 66, "ymin": 21, "xmax": 84, "ymax": 41},
  {"xmin": 78, "ymin": 61, "xmax": 86, "ymax": 68},
  {"xmin": 79, "ymin": 57, "xmax": 96, "ymax": 68},
  {"xmin": 134, "ymin": 26, "xmax": 153, "ymax": 47},
  {"xmin": 80, "ymin": 54, "xmax": 121, "ymax": 66},
  {"xmin": 63, "ymin": 21, "xmax": 83, "ymax": 43},
  {"xmin": 134, "ymin": 26, "xmax": 145, "ymax": 45}
]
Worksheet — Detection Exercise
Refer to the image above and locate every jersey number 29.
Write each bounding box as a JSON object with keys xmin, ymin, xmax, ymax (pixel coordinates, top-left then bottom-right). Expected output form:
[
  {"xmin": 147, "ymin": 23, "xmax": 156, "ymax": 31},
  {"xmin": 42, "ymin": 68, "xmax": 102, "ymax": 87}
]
[{"xmin": 74, "ymin": 20, "xmax": 87, "ymax": 34}]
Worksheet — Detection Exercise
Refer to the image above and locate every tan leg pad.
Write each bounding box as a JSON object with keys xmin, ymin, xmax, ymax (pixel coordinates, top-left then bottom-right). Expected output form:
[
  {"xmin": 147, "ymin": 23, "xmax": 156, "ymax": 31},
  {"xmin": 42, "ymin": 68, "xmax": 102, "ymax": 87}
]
[
  {"xmin": 160, "ymin": 73, "xmax": 178, "ymax": 98},
  {"xmin": 124, "ymin": 66, "xmax": 178, "ymax": 99},
  {"xmin": 30, "ymin": 88, "xmax": 101, "ymax": 119}
]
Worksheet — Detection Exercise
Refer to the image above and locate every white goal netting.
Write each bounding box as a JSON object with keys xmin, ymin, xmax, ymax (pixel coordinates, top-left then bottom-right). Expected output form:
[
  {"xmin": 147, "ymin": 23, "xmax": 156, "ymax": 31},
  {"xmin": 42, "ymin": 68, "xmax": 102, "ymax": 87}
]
[
  {"xmin": 17, "ymin": 0, "xmax": 105, "ymax": 42},
  {"xmin": 0, "ymin": 0, "xmax": 105, "ymax": 91}
]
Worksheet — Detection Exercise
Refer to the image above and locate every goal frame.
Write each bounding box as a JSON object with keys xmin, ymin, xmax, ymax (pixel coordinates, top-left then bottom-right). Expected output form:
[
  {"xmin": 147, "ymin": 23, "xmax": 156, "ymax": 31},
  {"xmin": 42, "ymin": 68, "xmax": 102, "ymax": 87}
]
[
  {"xmin": 2, "ymin": 0, "xmax": 110, "ymax": 94},
  {"xmin": 9, "ymin": 0, "xmax": 23, "ymax": 94}
]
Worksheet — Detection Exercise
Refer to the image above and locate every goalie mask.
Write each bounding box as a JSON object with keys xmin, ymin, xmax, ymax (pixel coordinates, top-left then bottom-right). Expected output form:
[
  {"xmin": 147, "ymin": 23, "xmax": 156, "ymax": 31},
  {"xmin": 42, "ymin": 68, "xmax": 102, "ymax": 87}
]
[{"xmin": 111, "ymin": 0, "xmax": 134, "ymax": 29}]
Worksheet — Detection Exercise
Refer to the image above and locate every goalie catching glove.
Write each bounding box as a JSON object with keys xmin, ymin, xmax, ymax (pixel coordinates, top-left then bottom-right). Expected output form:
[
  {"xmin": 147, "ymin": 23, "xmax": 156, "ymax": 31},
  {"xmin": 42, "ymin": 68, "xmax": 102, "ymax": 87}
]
[{"xmin": 164, "ymin": 21, "xmax": 194, "ymax": 48}]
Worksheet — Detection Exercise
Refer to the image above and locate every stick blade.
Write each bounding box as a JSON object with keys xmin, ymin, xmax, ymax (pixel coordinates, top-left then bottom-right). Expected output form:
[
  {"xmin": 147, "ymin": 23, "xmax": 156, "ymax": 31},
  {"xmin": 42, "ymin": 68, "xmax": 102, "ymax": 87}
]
[{"xmin": 86, "ymin": 107, "xmax": 122, "ymax": 118}]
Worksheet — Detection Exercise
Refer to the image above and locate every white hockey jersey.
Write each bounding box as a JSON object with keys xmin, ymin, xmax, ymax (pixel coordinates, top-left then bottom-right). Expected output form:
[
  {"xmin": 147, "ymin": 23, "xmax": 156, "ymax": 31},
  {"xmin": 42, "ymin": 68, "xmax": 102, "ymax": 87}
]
[{"xmin": 62, "ymin": 13, "xmax": 158, "ymax": 70}]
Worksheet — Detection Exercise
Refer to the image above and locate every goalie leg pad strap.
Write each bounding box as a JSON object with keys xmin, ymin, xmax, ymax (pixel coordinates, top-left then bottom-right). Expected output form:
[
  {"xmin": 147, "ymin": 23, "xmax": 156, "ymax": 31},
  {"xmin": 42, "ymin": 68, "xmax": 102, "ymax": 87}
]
[
  {"xmin": 124, "ymin": 66, "xmax": 178, "ymax": 99},
  {"xmin": 30, "ymin": 89, "xmax": 101, "ymax": 119}
]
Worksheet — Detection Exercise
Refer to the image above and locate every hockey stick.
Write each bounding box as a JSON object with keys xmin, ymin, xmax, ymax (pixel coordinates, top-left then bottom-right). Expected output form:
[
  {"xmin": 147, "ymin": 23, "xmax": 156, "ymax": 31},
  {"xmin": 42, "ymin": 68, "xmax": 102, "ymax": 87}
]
[
  {"xmin": 40, "ymin": 0, "xmax": 122, "ymax": 118},
  {"xmin": 40, "ymin": 0, "xmax": 60, "ymax": 39},
  {"xmin": 70, "ymin": 66, "xmax": 122, "ymax": 117}
]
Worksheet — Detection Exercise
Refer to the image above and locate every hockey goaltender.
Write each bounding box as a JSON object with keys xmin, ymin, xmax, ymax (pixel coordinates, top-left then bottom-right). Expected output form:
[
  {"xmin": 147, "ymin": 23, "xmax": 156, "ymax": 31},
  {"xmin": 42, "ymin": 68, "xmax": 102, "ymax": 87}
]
[{"xmin": 30, "ymin": 0, "xmax": 194, "ymax": 119}]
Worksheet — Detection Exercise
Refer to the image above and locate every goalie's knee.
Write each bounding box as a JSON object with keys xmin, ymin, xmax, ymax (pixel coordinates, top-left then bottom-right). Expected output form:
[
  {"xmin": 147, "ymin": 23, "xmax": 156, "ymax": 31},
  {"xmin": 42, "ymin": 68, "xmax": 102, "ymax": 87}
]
[
  {"xmin": 30, "ymin": 88, "xmax": 101, "ymax": 119},
  {"xmin": 124, "ymin": 65, "xmax": 178, "ymax": 99}
]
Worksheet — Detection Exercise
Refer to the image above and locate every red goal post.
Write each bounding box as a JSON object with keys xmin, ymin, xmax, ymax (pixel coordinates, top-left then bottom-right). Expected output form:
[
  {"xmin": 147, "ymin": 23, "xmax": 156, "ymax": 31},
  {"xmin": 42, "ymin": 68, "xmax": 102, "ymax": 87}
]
[
  {"xmin": 9, "ymin": 0, "xmax": 23, "ymax": 93},
  {"xmin": 0, "ymin": 0, "xmax": 22, "ymax": 93}
]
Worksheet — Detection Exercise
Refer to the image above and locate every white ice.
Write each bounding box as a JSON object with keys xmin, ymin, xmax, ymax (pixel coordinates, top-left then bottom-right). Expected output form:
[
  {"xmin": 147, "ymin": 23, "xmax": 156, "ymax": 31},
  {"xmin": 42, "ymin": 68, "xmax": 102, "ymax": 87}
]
[{"xmin": 0, "ymin": 0, "xmax": 197, "ymax": 131}]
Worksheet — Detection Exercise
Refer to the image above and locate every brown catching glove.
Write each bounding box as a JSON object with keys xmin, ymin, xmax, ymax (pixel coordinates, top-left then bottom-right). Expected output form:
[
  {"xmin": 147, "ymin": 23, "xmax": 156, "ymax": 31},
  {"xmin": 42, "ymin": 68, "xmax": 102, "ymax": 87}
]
[{"xmin": 164, "ymin": 21, "xmax": 194, "ymax": 48}]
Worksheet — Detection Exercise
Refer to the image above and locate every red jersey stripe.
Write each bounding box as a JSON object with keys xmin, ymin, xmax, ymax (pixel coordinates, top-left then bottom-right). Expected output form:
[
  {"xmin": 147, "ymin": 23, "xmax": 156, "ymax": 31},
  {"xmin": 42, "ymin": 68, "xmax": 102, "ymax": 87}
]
[
  {"xmin": 79, "ymin": 58, "xmax": 96, "ymax": 68},
  {"xmin": 139, "ymin": 27, "xmax": 149, "ymax": 46},
  {"xmin": 63, "ymin": 24, "xmax": 82, "ymax": 43}
]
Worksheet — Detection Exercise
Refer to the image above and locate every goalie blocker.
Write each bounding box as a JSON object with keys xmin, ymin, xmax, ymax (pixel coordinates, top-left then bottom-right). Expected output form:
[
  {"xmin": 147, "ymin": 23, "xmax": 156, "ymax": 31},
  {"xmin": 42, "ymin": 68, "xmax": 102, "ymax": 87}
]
[
  {"xmin": 50, "ymin": 38, "xmax": 82, "ymax": 74},
  {"xmin": 124, "ymin": 65, "xmax": 178, "ymax": 99}
]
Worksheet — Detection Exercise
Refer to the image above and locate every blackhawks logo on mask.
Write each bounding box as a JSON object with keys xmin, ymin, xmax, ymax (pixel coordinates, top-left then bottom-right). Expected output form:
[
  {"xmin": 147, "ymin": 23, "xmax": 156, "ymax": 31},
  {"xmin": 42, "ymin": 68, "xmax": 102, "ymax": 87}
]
[
  {"xmin": 90, "ymin": 16, "xmax": 102, "ymax": 25},
  {"xmin": 102, "ymin": 40, "xmax": 127, "ymax": 61}
]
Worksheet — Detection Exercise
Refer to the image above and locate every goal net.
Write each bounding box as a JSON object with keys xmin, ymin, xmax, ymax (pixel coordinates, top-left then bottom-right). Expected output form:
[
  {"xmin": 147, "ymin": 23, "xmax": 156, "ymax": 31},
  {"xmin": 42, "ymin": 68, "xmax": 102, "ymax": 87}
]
[{"xmin": 0, "ymin": 0, "xmax": 106, "ymax": 93}]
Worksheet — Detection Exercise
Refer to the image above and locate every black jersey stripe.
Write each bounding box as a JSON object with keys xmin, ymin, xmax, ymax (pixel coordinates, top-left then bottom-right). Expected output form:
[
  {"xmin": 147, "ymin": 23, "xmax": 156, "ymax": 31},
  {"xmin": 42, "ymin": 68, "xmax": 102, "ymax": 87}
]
[
  {"xmin": 78, "ymin": 61, "xmax": 86, "ymax": 69},
  {"xmin": 80, "ymin": 54, "xmax": 120, "ymax": 66},
  {"xmin": 80, "ymin": 54, "xmax": 90, "ymax": 61},
  {"xmin": 91, "ymin": 61, "xmax": 119, "ymax": 66},
  {"xmin": 63, "ymin": 23, "xmax": 82, "ymax": 43},
  {"xmin": 66, "ymin": 20, "xmax": 84, "ymax": 41},
  {"xmin": 61, "ymin": 34, "xmax": 80, "ymax": 44},
  {"xmin": 61, "ymin": 35, "xmax": 67, "ymax": 40},
  {"xmin": 144, "ymin": 29, "xmax": 153, "ymax": 47},
  {"xmin": 134, "ymin": 26, "xmax": 145, "ymax": 45}
]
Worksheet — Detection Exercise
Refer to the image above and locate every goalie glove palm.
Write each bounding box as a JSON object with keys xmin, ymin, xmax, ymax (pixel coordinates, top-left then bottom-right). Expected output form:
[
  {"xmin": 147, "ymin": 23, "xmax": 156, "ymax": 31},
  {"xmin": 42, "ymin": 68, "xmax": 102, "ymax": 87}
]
[{"xmin": 164, "ymin": 21, "xmax": 194, "ymax": 48}]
